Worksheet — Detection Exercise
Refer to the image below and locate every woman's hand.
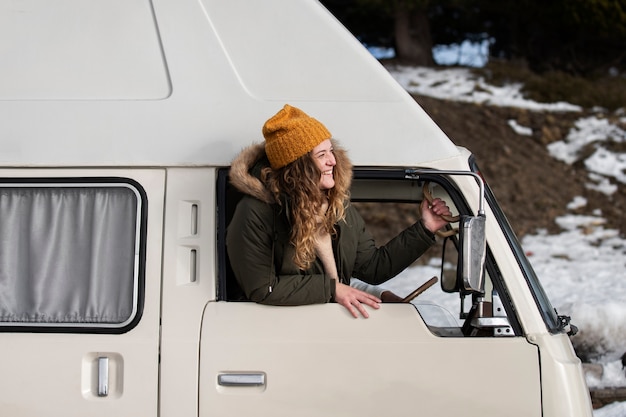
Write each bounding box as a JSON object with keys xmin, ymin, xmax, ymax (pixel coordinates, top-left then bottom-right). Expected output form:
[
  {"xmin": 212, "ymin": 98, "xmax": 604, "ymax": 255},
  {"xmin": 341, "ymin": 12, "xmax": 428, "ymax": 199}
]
[
  {"xmin": 420, "ymin": 198, "xmax": 452, "ymax": 234},
  {"xmin": 334, "ymin": 281, "xmax": 381, "ymax": 318}
]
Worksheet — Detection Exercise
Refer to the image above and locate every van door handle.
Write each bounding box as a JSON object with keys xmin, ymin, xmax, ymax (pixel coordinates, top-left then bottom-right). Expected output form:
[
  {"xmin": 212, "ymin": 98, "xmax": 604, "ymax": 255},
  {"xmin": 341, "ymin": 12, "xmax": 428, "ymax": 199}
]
[
  {"xmin": 97, "ymin": 357, "xmax": 109, "ymax": 397},
  {"xmin": 217, "ymin": 373, "xmax": 265, "ymax": 387}
]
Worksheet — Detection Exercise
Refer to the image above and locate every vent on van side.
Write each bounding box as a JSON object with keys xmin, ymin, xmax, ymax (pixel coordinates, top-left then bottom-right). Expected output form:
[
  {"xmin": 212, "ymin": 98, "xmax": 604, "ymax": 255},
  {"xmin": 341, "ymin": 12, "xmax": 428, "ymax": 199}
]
[{"xmin": 0, "ymin": 178, "xmax": 146, "ymax": 333}]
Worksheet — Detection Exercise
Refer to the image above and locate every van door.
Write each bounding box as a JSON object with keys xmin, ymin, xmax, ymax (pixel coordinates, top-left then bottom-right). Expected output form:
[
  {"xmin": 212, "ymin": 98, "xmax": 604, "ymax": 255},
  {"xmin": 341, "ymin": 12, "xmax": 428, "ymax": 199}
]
[
  {"xmin": 201, "ymin": 169, "xmax": 541, "ymax": 416},
  {"xmin": 0, "ymin": 169, "xmax": 165, "ymax": 417},
  {"xmin": 198, "ymin": 303, "xmax": 540, "ymax": 417}
]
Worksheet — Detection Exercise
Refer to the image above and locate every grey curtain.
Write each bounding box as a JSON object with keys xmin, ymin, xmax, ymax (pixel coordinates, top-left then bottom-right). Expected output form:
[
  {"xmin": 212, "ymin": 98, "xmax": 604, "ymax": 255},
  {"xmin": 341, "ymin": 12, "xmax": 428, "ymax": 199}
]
[{"xmin": 0, "ymin": 185, "xmax": 140, "ymax": 327}]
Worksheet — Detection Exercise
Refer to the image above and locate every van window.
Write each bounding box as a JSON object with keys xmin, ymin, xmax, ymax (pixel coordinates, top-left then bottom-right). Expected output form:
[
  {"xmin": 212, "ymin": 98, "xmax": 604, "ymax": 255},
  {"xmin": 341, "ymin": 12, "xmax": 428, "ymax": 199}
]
[
  {"xmin": 0, "ymin": 179, "xmax": 146, "ymax": 333},
  {"xmin": 217, "ymin": 168, "xmax": 522, "ymax": 337},
  {"xmin": 350, "ymin": 170, "xmax": 521, "ymax": 337}
]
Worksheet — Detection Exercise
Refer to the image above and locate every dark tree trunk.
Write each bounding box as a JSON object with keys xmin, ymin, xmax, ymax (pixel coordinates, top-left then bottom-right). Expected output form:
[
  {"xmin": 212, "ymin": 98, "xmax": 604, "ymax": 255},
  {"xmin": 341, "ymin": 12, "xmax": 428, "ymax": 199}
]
[{"xmin": 393, "ymin": 2, "xmax": 434, "ymax": 66}]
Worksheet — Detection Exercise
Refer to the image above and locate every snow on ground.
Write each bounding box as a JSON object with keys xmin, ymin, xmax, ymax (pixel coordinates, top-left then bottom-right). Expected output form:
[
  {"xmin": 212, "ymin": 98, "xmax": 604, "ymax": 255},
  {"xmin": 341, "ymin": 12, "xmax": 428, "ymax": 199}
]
[
  {"xmin": 390, "ymin": 65, "xmax": 582, "ymax": 111},
  {"xmin": 548, "ymin": 116, "xmax": 626, "ymax": 189},
  {"xmin": 384, "ymin": 66, "xmax": 626, "ymax": 416}
]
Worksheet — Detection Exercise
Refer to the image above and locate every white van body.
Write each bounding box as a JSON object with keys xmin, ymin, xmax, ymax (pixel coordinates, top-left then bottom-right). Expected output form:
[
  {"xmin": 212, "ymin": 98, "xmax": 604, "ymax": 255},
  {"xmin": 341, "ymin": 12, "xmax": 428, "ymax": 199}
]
[{"xmin": 0, "ymin": 1, "xmax": 592, "ymax": 416}]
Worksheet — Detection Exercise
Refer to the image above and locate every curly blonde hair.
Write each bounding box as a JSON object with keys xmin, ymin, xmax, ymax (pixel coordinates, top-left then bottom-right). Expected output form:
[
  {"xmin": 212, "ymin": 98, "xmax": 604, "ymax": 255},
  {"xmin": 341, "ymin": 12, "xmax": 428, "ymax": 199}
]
[{"xmin": 263, "ymin": 140, "xmax": 352, "ymax": 270}]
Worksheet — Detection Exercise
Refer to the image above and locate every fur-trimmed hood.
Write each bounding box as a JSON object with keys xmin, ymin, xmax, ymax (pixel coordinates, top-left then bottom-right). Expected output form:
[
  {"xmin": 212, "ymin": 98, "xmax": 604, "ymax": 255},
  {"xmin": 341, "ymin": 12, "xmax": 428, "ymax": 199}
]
[
  {"xmin": 228, "ymin": 141, "xmax": 353, "ymax": 204},
  {"xmin": 229, "ymin": 143, "xmax": 275, "ymax": 204}
]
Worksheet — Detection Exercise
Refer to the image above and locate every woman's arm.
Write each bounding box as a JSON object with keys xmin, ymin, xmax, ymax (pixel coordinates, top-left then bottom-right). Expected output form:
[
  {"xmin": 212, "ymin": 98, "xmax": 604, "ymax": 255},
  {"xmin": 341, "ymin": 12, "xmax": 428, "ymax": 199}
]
[{"xmin": 351, "ymin": 207, "xmax": 437, "ymax": 285}]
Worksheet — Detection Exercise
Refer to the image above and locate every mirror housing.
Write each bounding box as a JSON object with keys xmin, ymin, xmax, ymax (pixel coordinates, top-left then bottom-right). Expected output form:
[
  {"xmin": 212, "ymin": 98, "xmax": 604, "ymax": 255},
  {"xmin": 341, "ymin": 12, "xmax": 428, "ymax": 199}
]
[{"xmin": 458, "ymin": 214, "xmax": 486, "ymax": 293}]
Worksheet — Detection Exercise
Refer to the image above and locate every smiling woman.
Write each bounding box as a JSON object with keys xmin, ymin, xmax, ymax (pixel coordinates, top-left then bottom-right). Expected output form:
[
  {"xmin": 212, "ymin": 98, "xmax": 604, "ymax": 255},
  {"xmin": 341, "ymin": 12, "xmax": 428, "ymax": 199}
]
[{"xmin": 226, "ymin": 104, "xmax": 451, "ymax": 318}]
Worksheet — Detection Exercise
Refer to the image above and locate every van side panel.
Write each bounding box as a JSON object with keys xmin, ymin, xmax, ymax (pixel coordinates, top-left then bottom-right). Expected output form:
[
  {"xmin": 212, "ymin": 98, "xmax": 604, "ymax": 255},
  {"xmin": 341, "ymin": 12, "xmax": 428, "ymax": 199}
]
[
  {"xmin": 0, "ymin": 0, "xmax": 170, "ymax": 100},
  {"xmin": 159, "ymin": 168, "xmax": 217, "ymax": 417},
  {"xmin": 0, "ymin": 169, "xmax": 165, "ymax": 417}
]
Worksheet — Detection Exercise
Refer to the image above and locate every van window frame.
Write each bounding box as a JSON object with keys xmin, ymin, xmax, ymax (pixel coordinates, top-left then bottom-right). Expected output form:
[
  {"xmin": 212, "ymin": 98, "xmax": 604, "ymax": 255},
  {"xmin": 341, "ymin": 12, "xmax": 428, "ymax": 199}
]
[
  {"xmin": 351, "ymin": 168, "xmax": 523, "ymax": 336},
  {"xmin": 0, "ymin": 177, "xmax": 147, "ymax": 334},
  {"xmin": 216, "ymin": 167, "xmax": 524, "ymax": 337}
]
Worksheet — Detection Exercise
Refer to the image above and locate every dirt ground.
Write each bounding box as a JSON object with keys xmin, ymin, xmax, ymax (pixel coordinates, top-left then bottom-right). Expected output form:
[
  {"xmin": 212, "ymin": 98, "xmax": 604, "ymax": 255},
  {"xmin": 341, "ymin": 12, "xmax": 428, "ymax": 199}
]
[{"xmin": 411, "ymin": 95, "xmax": 626, "ymax": 240}]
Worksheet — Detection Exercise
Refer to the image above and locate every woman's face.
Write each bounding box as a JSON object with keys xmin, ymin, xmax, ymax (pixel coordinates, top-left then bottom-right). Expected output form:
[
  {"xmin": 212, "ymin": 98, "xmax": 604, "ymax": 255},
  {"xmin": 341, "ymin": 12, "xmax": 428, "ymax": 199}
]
[{"xmin": 311, "ymin": 139, "xmax": 336, "ymax": 190}]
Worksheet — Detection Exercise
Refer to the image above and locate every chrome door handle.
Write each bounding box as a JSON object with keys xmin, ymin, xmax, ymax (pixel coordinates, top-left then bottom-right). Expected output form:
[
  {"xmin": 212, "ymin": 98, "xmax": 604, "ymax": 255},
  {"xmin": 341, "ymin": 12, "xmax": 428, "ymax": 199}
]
[
  {"xmin": 97, "ymin": 357, "xmax": 109, "ymax": 397},
  {"xmin": 217, "ymin": 373, "xmax": 265, "ymax": 387}
]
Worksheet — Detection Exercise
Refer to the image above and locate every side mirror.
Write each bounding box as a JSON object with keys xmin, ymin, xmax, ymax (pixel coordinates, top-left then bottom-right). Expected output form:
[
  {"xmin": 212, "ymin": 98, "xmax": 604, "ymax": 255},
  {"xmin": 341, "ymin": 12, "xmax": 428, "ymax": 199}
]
[
  {"xmin": 458, "ymin": 214, "xmax": 486, "ymax": 293},
  {"xmin": 406, "ymin": 169, "xmax": 487, "ymax": 295}
]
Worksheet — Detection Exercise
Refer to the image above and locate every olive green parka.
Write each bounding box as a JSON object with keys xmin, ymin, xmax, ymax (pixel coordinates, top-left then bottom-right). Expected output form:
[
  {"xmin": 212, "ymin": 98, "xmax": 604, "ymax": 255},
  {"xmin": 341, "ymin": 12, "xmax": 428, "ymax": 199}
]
[{"xmin": 226, "ymin": 143, "xmax": 436, "ymax": 306}]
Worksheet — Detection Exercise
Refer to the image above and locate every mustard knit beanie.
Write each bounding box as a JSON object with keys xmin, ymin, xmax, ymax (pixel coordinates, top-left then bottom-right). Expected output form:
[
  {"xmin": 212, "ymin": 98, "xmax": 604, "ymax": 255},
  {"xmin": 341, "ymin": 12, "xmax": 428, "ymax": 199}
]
[{"xmin": 262, "ymin": 104, "xmax": 332, "ymax": 170}]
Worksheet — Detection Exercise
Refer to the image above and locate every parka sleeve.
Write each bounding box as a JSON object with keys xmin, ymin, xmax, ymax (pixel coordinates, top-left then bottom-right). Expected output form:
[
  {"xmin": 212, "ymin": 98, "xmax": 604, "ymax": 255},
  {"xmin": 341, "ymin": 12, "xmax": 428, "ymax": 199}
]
[
  {"xmin": 349, "ymin": 207, "xmax": 436, "ymax": 285},
  {"xmin": 226, "ymin": 196, "xmax": 335, "ymax": 305}
]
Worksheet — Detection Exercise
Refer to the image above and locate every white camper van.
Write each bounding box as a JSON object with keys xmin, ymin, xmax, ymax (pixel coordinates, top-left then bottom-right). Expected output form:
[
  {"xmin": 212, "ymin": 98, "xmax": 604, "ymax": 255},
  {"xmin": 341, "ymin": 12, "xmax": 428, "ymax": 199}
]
[{"xmin": 0, "ymin": 0, "xmax": 593, "ymax": 416}]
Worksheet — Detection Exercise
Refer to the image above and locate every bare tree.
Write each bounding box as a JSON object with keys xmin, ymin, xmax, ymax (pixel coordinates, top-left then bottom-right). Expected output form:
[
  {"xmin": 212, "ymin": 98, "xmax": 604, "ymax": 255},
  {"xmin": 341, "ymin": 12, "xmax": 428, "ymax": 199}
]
[{"xmin": 392, "ymin": 0, "xmax": 434, "ymax": 65}]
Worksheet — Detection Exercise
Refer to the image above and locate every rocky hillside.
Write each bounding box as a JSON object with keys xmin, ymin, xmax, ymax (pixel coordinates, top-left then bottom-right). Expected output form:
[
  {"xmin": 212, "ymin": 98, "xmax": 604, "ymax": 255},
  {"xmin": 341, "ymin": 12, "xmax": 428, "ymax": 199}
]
[{"xmin": 411, "ymin": 95, "xmax": 626, "ymax": 240}]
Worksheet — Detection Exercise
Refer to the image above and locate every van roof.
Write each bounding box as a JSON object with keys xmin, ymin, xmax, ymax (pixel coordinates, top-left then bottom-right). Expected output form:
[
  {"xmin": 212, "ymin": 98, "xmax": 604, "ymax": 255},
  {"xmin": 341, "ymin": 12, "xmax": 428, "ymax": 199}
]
[{"xmin": 0, "ymin": 0, "xmax": 460, "ymax": 168}]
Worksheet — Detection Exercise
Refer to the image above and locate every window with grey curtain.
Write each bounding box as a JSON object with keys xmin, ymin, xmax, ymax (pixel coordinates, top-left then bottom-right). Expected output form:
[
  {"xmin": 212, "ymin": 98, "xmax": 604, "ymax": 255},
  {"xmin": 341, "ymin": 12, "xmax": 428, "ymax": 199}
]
[{"xmin": 0, "ymin": 183, "xmax": 143, "ymax": 330}]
